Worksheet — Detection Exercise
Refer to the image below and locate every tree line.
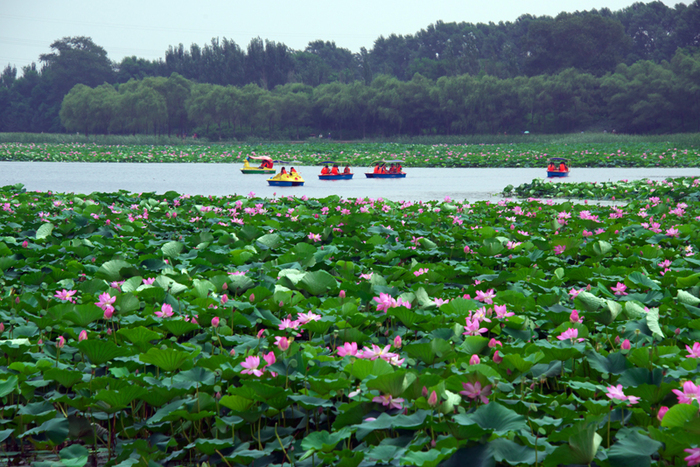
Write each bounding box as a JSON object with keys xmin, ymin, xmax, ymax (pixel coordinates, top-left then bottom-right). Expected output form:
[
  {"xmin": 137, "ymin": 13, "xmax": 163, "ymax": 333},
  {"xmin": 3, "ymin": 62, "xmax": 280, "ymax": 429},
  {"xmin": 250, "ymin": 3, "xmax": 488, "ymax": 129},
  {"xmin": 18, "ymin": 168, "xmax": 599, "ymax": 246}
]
[
  {"xmin": 58, "ymin": 47, "xmax": 700, "ymax": 139},
  {"xmin": 0, "ymin": 0, "xmax": 699, "ymax": 136}
]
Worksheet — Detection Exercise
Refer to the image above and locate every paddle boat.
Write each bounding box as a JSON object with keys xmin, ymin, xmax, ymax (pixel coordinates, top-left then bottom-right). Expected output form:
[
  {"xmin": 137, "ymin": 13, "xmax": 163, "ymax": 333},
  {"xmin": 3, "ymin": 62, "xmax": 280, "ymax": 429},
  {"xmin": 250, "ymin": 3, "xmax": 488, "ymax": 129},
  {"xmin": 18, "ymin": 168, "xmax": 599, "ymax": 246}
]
[
  {"xmin": 547, "ymin": 157, "xmax": 570, "ymax": 178},
  {"xmin": 241, "ymin": 156, "xmax": 276, "ymax": 175},
  {"xmin": 365, "ymin": 159, "xmax": 406, "ymax": 178},
  {"xmin": 319, "ymin": 161, "xmax": 353, "ymax": 180},
  {"xmin": 267, "ymin": 167, "xmax": 305, "ymax": 187}
]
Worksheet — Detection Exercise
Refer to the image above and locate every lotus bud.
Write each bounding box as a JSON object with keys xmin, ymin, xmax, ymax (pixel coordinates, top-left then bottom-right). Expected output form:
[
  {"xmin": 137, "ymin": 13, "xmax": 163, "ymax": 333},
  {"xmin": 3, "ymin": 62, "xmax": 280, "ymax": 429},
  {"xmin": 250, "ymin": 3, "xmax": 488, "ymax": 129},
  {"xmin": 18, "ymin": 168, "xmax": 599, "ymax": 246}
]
[
  {"xmin": 276, "ymin": 336, "xmax": 290, "ymax": 351},
  {"xmin": 393, "ymin": 335, "xmax": 402, "ymax": 349},
  {"xmin": 257, "ymin": 329, "xmax": 265, "ymax": 338},
  {"xmin": 469, "ymin": 354, "xmax": 480, "ymax": 365},
  {"xmin": 428, "ymin": 391, "xmax": 438, "ymax": 407},
  {"xmin": 249, "ymin": 293, "xmax": 255, "ymax": 302},
  {"xmin": 57, "ymin": 336, "xmax": 65, "ymax": 349},
  {"xmin": 22, "ymin": 240, "xmax": 28, "ymax": 248},
  {"xmin": 221, "ymin": 294, "xmax": 228, "ymax": 305},
  {"xmin": 422, "ymin": 386, "xmax": 429, "ymax": 398},
  {"xmin": 211, "ymin": 317, "xmax": 220, "ymax": 328},
  {"xmin": 215, "ymin": 391, "xmax": 222, "ymax": 400},
  {"xmin": 657, "ymin": 406, "xmax": 669, "ymax": 422},
  {"xmin": 279, "ymin": 301, "xmax": 284, "ymax": 307},
  {"xmin": 339, "ymin": 290, "xmax": 346, "ymax": 298},
  {"xmin": 222, "ymin": 282, "xmax": 228, "ymax": 290},
  {"xmin": 230, "ymin": 348, "xmax": 236, "ymax": 356},
  {"xmin": 0, "ymin": 323, "xmax": 4, "ymax": 333},
  {"xmin": 78, "ymin": 330, "xmax": 88, "ymax": 341},
  {"xmin": 493, "ymin": 350, "xmax": 503, "ymax": 364},
  {"xmin": 107, "ymin": 328, "xmax": 112, "ymax": 335},
  {"xmin": 675, "ymin": 328, "xmax": 681, "ymax": 336},
  {"xmin": 621, "ymin": 339, "xmax": 631, "ymax": 350},
  {"xmin": 615, "ymin": 335, "xmax": 621, "ymax": 345}
]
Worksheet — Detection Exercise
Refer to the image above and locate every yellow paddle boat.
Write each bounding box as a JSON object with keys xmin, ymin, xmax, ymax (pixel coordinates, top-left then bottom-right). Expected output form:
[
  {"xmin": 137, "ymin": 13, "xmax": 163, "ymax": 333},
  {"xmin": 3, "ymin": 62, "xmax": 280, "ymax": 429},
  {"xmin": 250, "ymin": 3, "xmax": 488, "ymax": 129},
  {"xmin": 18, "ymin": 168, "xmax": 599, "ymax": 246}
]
[
  {"xmin": 267, "ymin": 167, "xmax": 305, "ymax": 186},
  {"xmin": 241, "ymin": 156, "xmax": 276, "ymax": 174}
]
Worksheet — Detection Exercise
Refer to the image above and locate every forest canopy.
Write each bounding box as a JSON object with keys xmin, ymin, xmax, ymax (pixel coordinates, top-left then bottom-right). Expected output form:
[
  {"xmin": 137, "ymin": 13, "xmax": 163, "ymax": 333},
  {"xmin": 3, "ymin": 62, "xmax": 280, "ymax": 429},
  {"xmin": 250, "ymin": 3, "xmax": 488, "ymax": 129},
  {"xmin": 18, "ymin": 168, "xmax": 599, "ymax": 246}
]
[{"xmin": 1, "ymin": 0, "xmax": 699, "ymax": 137}]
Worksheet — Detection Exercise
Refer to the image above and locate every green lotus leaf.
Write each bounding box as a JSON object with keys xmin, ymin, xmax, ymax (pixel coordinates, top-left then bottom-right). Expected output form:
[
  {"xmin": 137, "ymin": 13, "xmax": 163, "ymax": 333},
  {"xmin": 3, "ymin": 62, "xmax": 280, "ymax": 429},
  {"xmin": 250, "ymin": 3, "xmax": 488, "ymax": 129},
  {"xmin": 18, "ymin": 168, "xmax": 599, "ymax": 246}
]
[
  {"xmin": 627, "ymin": 271, "xmax": 660, "ymax": 290},
  {"xmin": 543, "ymin": 420, "xmax": 602, "ymax": 467},
  {"xmin": 645, "ymin": 307, "xmax": 664, "ymax": 340},
  {"xmin": 574, "ymin": 291, "xmax": 605, "ymax": 312},
  {"xmin": 608, "ymin": 429, "xmax": 663, "ymax": 467},
  {"xmin": 64, "ymin": 305, "xmax": 105, "ymax": 327},
  {"xmin": 75, "ymin": 340, "xmax": 130, "ymax": 366},
  {"xmin": 219, "ymin": 395, "xmax": 254, "ymax": 412},
  {"xmin": 42, "ymin": 368, "xmax": 84, "ymax": 389},
  {"xmin": 0, "ymin": 375, "xmax": 18, "ymax": 398},
  {"xmin": 345, "ymin": 358, "xmax": 394, "ymax": 380},
  {"xmin": 298, "ymin": 270, "xmax": 338, "ymax": 295},
  {"xmin": 20, "ymin": 416, "xmax": 69, "ymax": 445},
  {"xmin": 35, "ymin": 222, "xmax": 54, "ymax": 240},
  {"xmin": 161, "ymin": 240, "xmax": 184, "ymax": 257},
  {"xmin": 404, "ymin": 339, "xmax": 453, "ymax": 366},
  {"xmin": 366, "ymin": 370, "xmax": 417, "ymax": 397},
  {"xmin": 95, "ymin": 259, "xmax": 134, "ymax": 282},
  {"xmin": 154, "ymin": 276, "xmax": 188, "ymax": 295},
  {"xmin": 660, "ymin": 403, "xmax": 698, "ymax": 428},
  {"xmin": 677, "ymin": 289, "xmax": 700, "ymax": 306},
  {"xmin": 117, "ymin": 326, "xmax": 163, "ymax": 352},
  {"xmin": 354, "ymin": 411, "xmax": 428, "ymax": 441},
  {"xmin": 139, "ymin": 347, "xmax": 196, "ymax": 372}
]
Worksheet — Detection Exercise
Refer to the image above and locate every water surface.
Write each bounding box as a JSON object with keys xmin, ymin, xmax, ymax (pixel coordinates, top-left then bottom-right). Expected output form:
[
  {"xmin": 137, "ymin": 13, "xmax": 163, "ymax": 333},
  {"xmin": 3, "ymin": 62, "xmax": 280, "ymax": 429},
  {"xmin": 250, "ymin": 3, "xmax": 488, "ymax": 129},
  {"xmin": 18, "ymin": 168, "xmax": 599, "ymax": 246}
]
[{"xmin": 1, "ymin": 162, "xmax": 697, "ymax": 201}]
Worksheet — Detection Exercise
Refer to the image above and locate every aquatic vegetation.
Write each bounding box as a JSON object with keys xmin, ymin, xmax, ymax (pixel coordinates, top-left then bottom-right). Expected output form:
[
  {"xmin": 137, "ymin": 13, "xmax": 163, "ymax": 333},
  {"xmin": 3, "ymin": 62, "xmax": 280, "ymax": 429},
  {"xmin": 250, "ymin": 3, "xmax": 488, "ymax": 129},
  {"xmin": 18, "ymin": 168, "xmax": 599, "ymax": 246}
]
[{"xmin": 1, "ymin": 182, "xmax": 700, "ymax": 466}]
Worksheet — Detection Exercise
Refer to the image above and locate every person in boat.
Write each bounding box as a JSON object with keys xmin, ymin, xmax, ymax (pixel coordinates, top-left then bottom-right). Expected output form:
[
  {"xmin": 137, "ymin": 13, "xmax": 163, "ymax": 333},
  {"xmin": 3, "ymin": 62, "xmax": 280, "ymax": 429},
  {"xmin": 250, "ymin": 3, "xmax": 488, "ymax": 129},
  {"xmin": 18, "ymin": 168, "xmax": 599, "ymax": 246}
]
[
  {"xmin": 290, "ymin": 167, "xmax": 298, "ymax": 174},
  {"xmin": 559, "ymin": 162, "xmax": 567, "ymax": 171},
  {"xmin": 280, "ymin": 167, "xmax": 287, "ymax": 176},
  {"xmin": 343, "ymin": 165, "xmax": 351, "ymax": 174},
  {"xmin": 380, "ymin": 163, "xmax": 388, "ymax": 174},
  {"xmin": 548, "ymin": 162, "xmax": 556, "ymax": 171},
  {"xmin": 397, "ymin": 163, "xmax": 403, "ymax": 173},
  {"xmin": 331, "ymin": 164, "xmax": 339, "ymax": 175},
  {"xmin": 259, "ymin": 158, "xmax": 273, "ymax": 169},
  {"xmin": 373, "ymin": 163, "xmax": 381, "ymax": 174},
  {"xmin": 321, "ymin": 165, "xmax": 330, "ymax": 175}
]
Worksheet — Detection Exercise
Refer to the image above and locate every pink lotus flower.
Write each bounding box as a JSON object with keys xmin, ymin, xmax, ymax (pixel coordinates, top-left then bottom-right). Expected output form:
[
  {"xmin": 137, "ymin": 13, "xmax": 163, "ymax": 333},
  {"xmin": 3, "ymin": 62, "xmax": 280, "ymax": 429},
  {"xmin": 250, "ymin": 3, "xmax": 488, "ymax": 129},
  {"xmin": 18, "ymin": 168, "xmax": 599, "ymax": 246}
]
[
  {"xmin": 414, "ymin": 268, "xmax": 429, "ymax": 277},
  {"xmin": 554, "ymin": 245, "xmax": 566, "ymax": 255},
  {"xmin": 621, "ymin": 339, "xmax": 631, "ymax": 350},
  {"xmin": 54, "ymin": 289, "xmax": 76, "ymax": 303},
  {"xmin": 211, "ymin": 317, "xmax": 220, "ymax": 328},
  {"xmin": 278, "ymin": 318, "xmax": 300, "ymax": 331},
  {"xmin": 393, "ymin": 335, "xmax": 402, "ymax": 349},
  {"xmin": 570, "ymin": 309, "xmax": 583, "ymax": 324},
  {"xmin": 308, "ymin": 232, "xmax": 321, "ymax": 242},
  {"xmin": 297, "ymin": 311, "xmax": 322, "ymax": 324},
  {"xmin": 475, "ymin": 289, "xmax": 496, "ymax": 304},
  {"xmin": 657, "ymin": 406, "xmax": 669, "ymax": 422},
  {"xmin": 434, "ymin": 298, "xmax": 449, "ymax": 307},
  {"xmin": 360, "ymin": 272, "xmax": 373, "ymax": 280},
  {"xmin": 103, "ymin": 306, "xmax": 114, "ymax": 319},
  {"xmin": 95, "ymin": 292, "xmax": 116, "ymax": 310},
  {"xmin": 488, "ymin": 338, "xmax": 502, "ymax": 348},
  {"xmin": 557, "ymin": 328, "xmax": 585, "ymax": 343},
  {"xmin": 569, "ymin": 288, "xmax": 582, "ymax": 298},
  {"xmin": 78, "ymin": 330, "xmax": 88, "ymax": 341},
  {"xmin": 275, "ymin": 336, "xmax": 290, "ymax": 351},
  {"xmin": 339, "ymin": 290, "xmax": 346, "ymax": 298},
  {"xmin": 611, "ymin": 282, "xmax": 628, "ymax": 295},
  {"xmin": 606, "ymin": 384, "xmax": 640, "ymax": 404},
  {"xmin": 372, "ymin": 394, "xmax": 404, "ymax": 410},
  {"xmin": 666, "ymin": 227, "xmax": 680, "ymax": 238},
  {"xmin": 428, "ymin": 390, "xmax": 438, "ymax": 407},
  {"xmin": 460, "ymin": 381, "xmax": 491, "ymax": 404},
  {"xmin": 672, "ymin": 380, "xmax": 700, "ymax": 404},
  {"xmin": 220, "ymin": 294, "xmax": 229, "ymax": 305},
  {"xmin": 155, "ymin": 303, "xmax": 174, "ymax": 318},
  {"xmin": 373, "ymin": 293, "xmax": 396, "ymax": 313},
  {"xmin": 142, "ymin": 277, "xmax": 156, "ymax": 285},
  {"xmin": 494, "ymin": 304, "xmax": 514, "ymax": 319},
  {"xmin": 463, "ymin": 317, "xmax": 488, "ymax": 336},
  {"xmin": 685, "ymin": 447, "xmax": 700, "ymax": 466},
  {"xmin": 263, "ymin": 351, "xmax": 276, "ymax": 367},
  {"xmin": 337, "ymin": 342, "xmax": 358, "ymax": 357},
  {"xmin": 469, "ymin": 354, "xmax": 480, "ymax": 365},
  {"xmin": 56, "ymin": 336, "xmax": 65, "ymax": 349},
  {"xmin": 686, "ymin": 342, "xmax": 700, "ymax": 358},
  {"xmin": 22, "ymin": 240, "xmax": 28, "ymax": 248},
  {"xmin": 240, "ymin": 356, "xmax": 264, "ymax": 376},
  {"xmin": 493, "ymin": 350, "xmax": 503, "ymax": 364},
  {"xmin": 359, "ymin": 344, "xmax": 392, "ymax": 361}
]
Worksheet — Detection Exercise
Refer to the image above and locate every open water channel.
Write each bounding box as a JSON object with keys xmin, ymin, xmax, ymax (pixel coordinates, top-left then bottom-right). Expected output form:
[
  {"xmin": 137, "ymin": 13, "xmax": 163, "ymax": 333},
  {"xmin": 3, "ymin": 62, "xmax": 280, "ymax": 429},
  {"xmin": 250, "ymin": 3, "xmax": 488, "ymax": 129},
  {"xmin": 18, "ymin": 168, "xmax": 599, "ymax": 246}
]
[{"xmin": 1, "ymin": 162, "xmax": 699, "ymax": 202}]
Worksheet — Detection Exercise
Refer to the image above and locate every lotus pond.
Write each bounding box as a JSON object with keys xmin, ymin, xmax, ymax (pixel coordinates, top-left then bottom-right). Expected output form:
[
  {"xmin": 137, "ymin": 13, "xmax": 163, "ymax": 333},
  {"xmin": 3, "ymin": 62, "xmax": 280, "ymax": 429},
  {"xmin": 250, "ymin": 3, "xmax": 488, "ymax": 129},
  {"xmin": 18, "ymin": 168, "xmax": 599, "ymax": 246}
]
[
  {"xmin": 1, "ymin": 178, "xmax": 700, "ymax": 467},
  {"xmin": 1, "ymin": 141, "xmax": 699, "ymax": 168}
]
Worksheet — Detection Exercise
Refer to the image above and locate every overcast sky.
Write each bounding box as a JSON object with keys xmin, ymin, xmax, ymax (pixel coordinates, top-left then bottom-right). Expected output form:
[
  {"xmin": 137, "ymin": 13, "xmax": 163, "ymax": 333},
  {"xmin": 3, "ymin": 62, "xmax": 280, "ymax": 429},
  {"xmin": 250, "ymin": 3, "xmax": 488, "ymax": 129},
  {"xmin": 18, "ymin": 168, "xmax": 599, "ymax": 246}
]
[{"xmin": 0, "ymin": 0, "xmax": 683, "ymax": 73}]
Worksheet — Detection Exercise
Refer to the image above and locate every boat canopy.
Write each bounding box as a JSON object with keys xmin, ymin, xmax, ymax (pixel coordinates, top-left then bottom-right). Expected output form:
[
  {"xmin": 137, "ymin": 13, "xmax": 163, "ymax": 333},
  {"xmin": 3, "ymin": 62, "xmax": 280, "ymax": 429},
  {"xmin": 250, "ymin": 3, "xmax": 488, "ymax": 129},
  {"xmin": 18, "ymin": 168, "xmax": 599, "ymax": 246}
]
[{"xmin": 372, "ymin": 159, "xmax": 404, "ymax": 164}]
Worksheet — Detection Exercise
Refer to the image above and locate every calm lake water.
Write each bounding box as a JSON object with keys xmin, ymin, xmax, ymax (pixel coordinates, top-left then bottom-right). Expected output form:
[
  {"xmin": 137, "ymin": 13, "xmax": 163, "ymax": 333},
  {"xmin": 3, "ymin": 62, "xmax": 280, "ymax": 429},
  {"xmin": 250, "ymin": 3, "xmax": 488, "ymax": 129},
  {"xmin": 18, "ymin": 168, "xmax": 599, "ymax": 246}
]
[{"xmin": 1, "ymin": 162, "xmax": 699, "ymax": 202}]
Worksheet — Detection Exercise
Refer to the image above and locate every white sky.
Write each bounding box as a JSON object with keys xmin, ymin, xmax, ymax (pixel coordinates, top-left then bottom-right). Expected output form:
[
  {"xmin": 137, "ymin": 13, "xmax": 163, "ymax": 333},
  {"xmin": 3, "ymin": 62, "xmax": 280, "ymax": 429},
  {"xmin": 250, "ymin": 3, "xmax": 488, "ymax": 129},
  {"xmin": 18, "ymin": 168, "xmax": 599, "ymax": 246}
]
[{"xmin": 0, "ymin": 0, "xmax": 684, "ymax": 73}]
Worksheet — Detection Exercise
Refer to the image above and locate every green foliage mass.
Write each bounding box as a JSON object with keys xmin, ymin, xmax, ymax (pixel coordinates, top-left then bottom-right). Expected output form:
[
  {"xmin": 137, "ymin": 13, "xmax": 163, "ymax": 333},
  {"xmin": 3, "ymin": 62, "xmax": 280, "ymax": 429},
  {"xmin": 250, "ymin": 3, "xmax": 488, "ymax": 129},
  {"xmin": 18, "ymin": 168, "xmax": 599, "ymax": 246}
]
[{"xmin": 1, "ymin": 180, "xmax": 700, "ymax": 465}]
